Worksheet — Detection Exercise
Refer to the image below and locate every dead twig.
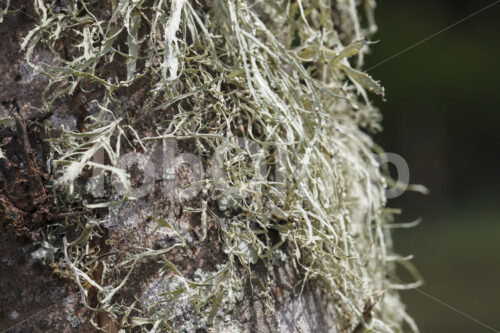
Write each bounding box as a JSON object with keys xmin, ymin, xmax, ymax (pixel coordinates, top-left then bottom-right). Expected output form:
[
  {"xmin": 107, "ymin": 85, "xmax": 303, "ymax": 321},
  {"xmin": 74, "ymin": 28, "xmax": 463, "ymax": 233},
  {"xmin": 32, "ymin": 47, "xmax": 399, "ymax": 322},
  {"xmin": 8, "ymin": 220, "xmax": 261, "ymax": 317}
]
[{"xmin": 13, "ymin": 111, "xmax": 47, "ymax": 202}]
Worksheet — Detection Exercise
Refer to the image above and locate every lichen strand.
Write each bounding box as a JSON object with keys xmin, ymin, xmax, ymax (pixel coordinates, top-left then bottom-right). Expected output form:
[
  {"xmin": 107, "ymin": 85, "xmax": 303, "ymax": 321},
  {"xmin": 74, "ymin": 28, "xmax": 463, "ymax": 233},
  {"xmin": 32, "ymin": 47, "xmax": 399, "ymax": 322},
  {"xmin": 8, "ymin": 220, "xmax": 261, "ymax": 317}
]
[{"xmin": 17, "ymin": 0, "xmax": 417, "ymax": 332}]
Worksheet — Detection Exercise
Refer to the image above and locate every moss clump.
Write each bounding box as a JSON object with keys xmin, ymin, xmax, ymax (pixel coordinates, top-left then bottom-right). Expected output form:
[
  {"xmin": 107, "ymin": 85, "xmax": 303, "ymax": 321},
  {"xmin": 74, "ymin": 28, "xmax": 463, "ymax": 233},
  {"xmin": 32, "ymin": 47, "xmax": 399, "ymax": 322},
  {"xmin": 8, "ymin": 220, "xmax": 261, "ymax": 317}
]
[{"xmin": 13, "ymin": 0, "xmax": 419, "ymax": 331}]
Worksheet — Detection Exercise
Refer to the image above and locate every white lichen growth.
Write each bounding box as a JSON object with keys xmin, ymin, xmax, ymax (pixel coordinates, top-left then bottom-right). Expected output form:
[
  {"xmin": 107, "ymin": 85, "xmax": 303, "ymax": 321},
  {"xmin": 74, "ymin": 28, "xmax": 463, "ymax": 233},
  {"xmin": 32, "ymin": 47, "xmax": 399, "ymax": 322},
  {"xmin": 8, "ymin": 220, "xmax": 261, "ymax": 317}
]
[
  {"xmin": 16, "ymin": 0, "xmax": 420, "ymax": 331},
  {"xmin": 139, "ymin": 266, "xmax": 244, "ymax": 332}
]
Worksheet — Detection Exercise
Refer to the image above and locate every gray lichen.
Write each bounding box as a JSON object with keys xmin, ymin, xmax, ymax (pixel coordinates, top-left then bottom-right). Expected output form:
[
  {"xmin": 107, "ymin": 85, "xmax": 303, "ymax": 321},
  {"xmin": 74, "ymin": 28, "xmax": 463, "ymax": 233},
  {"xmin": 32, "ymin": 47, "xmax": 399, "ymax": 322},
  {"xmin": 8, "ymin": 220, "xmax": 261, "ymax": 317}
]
[{"xmin": 7, "ymin": 0, "xmax": 421, "ymax": 331}]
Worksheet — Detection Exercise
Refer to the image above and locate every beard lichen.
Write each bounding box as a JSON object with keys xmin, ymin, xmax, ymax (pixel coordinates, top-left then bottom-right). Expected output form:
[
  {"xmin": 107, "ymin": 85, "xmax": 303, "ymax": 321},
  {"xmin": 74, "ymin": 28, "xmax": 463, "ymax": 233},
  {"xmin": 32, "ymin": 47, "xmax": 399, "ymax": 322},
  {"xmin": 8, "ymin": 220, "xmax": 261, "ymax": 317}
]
[{"xmin": 11, "ymin": 0, "xmax": 420, "ymax": 331}]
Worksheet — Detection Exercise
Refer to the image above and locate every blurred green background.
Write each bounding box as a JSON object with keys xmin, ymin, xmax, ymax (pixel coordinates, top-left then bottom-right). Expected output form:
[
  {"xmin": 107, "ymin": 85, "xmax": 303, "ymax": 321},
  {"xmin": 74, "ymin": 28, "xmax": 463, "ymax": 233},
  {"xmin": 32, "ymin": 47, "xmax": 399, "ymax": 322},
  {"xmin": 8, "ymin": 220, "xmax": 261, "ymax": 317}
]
[{"xmin": 365, "ymin": 0, "xmax": 500, "ymax": 332}]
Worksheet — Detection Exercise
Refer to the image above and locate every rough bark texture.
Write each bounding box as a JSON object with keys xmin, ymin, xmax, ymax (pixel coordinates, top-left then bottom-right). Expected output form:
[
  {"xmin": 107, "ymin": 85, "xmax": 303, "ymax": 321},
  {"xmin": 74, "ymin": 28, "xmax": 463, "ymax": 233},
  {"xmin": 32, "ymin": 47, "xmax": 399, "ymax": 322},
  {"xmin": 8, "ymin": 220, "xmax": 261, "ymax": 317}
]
[{"xmin": 0, "ymin": 1, "xmax": 412, "ymax": 332}]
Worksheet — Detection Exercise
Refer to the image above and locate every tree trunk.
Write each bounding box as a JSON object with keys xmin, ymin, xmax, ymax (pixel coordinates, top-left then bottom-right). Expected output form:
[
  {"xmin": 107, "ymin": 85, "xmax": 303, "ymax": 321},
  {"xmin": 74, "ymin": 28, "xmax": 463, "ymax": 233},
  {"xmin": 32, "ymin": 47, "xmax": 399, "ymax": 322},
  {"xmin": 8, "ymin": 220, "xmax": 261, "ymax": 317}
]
[{"xmin": 0, "ymin": 1, "xmax": 415, "ymax": 332}]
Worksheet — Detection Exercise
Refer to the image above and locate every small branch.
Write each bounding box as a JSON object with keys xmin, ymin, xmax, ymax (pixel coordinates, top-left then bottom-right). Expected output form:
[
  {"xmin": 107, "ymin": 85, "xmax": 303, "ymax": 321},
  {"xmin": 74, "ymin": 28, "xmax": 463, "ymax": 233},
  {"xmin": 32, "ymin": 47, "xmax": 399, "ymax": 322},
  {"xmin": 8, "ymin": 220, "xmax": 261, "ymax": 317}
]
[{"xmin": 13, "ymin": 112, "xmax": 47, "ymax": 201}]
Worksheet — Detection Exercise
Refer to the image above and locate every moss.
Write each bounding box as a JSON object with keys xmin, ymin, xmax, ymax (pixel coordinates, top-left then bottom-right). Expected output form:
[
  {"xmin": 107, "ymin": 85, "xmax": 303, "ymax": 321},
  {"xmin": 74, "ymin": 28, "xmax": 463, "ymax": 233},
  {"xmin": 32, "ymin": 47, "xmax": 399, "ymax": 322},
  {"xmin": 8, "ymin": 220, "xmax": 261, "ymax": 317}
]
[{"xmin": 9, "ymin": 0, "xmax": 419, "ymax": 331}]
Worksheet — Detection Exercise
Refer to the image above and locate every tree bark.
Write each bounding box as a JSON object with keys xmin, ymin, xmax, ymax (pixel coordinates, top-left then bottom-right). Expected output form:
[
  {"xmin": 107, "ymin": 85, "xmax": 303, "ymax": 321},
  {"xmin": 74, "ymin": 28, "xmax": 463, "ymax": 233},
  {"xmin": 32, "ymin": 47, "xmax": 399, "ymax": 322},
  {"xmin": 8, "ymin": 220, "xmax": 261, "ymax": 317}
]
[{"xmin": 0, "ymin": 1, "xmax": 407, "ymax": 332}]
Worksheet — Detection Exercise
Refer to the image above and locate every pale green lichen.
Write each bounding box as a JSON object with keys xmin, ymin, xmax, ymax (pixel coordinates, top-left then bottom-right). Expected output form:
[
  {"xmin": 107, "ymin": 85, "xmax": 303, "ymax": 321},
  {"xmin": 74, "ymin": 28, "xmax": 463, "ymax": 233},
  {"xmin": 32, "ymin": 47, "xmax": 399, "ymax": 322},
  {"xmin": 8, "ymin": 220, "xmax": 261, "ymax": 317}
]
[
  {"xmin": 15, "ymin": 0, "xmax": 421, "ymax": 332},
  {"xmin": 137, "ymin": 265, "xmax": 245, "ymax": 331}
]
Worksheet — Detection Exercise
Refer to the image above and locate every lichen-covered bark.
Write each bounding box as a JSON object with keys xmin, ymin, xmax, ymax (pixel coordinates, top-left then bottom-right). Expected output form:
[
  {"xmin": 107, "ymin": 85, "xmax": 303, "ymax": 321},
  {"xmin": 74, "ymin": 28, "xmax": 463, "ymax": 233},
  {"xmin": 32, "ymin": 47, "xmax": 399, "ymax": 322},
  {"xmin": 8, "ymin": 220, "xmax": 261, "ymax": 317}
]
[{"xmin": 0, "ymin": 1, "xmax": 417, "ymax": 332}]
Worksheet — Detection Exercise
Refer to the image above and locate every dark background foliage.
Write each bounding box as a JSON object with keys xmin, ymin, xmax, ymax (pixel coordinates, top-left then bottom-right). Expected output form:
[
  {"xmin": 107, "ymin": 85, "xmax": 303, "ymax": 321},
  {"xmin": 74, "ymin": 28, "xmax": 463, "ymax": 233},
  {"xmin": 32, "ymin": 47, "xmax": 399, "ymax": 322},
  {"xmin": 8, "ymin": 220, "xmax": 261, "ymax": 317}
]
[{"xmin": 366, "ymin": 0, "xmax": 500, "ymax": 332}]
